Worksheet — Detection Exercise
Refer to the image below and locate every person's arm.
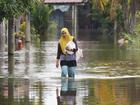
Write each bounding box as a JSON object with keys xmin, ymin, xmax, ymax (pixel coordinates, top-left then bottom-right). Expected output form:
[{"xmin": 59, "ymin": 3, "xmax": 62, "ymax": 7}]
[{"xmin": 56, "ymin": 43, "xmax": 61, "ymax": 68}]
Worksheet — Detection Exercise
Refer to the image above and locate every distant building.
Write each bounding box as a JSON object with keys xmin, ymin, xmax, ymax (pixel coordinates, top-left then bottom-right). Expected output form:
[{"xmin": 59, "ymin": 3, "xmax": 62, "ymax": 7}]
[{"xmin": 45, "ymin": 0, "xmax": 94, "ymax": 40}]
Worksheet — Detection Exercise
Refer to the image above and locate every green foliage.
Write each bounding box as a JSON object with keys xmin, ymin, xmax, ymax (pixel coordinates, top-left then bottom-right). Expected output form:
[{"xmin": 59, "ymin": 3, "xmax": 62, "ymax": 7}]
[
  {"xmin": 122, "ymin": 23, "xmax": 140, "ymax": 49},
  {"xmin": 115, "ymin": 4, "xmax": 124, "ymax": 31},
  {"xmin": 47, "ymin": 21, "xmax": 57, "ymax": 41},
  {"xmin": 0, "ymin": 0, "xmax": 37, "ymax": 21},
  {"xmin": 91, "ymin": 3, "xmax": 114, "ymax": 43},
  {"xmin": 20, "ymin": 22, "xmax": 26, "ymax": 32},
  {"xmin": 31, "ymin": 27, "xmax": 40, "ymax": 39},
  {"xmin": 131, "ymin": 24, "xmax": 140, "ymax": 48},
  {"xmin": 14, "ymin": 31, "xmax": 24, "ymax": 38},
  {"xmin": 31, "ymin": 2, "xmax": 51, "ymax": 38}
]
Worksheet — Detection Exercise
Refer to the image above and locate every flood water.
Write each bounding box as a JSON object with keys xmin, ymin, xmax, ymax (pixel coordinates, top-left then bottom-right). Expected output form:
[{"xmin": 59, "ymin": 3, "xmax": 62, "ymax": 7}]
[{"xmin": 0, "ymin": 41, "xmax": 140, "ymax": 105}]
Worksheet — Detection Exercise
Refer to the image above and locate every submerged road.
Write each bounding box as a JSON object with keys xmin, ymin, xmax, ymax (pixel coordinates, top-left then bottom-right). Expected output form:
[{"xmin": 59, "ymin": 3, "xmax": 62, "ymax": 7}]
[{"xmin": 0, "ymin": 41, "xmax": 140, "ymax": 105}]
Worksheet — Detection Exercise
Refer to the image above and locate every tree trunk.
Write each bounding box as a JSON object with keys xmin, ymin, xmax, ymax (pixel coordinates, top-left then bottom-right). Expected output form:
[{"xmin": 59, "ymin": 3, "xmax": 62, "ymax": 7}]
[
  {"xmin": 0, "ymin": 21, "xmax": 5, "ymax": 53},
  {"xmin": 0, "ymin": 21, "xmax": 5, "ymax": 72},
  {"xmin": 40, "ymin": 31, "xmax": 47, "ymax": 41},
  {"xmin": 122, "ymin": 1, "xmax": 129, "ymax": 32},
  {"xmin": 114, "ymin": 20, "xmax": 117, "ymax": 45},
  {"xmin": 25, "ymin": 12, "xmax": 31, "ymax": 50},
  {"xmin": 15, "ymin": 16, "xmax": 22, "ymax": 32},
  {"xmin": 129, "ymin": 0, "xmax": 136, "ymax": 34},
  {"xmin": 8, "ymin": 17, "xmax": 15, "ymax": 55}
]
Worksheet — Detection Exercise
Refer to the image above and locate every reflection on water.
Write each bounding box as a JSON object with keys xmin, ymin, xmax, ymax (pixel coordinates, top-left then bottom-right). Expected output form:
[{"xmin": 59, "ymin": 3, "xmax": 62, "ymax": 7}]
[
  {"xmin": 8, "ymin": 55, "xmax": 15, "ymax": 75},
  {"xmin": 0, "ymin": 78, "xmax": 140, "ymax": 105},
  {"xmin": 57, "ymin": 78, "xmax": 76, "ymax": 105},
  {"xmin": 0, "ymin": 41, "xmax": 140, "ymax": 105},
  {"xmin": 78, "ymin": 78, "xmax": 140, "ymax": 105}
]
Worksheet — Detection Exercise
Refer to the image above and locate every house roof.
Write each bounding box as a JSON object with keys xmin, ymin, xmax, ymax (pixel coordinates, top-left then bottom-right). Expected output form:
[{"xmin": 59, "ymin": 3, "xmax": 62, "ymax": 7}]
[{"xmin": 44, "ymin": 0, "xmax": 85, "ymax": 4}]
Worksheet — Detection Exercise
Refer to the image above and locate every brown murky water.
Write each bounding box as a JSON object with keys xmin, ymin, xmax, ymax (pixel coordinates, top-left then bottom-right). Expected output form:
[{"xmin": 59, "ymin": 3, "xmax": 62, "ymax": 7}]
[{"xmin": 0, "ymin": 41, "xmax": 140, "ymax": 105}]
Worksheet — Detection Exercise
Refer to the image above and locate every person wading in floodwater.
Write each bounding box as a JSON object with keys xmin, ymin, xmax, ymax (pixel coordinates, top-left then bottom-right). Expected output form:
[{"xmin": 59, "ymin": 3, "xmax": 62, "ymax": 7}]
[{"xmin": 56, "ymin": 27, "xmax": 78, "ymax": 78}]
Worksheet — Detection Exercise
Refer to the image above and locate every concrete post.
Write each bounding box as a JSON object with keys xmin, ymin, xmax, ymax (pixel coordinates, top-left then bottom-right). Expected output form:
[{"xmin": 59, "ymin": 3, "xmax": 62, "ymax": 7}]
[
  {"xmin": 72, "ymin": 5, "xmax": 78, "ymax": 39},
  {"xmin": 25, "ymin": 12, "xmax": 31, "ymax": 50}
]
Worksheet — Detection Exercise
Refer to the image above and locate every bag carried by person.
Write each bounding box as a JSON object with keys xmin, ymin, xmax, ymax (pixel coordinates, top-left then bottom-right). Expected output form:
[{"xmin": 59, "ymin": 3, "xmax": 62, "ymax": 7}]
[
  {"xmin": 65, "ymin": 41, "xmax": 76, "ymax": 55},
  {"xmin": 76, "ymin": 48, "xmax": 83, "ymax": 61},
  {"xmin": 65, "ymin": 41, "xmax": 83, "ymax": 60}
]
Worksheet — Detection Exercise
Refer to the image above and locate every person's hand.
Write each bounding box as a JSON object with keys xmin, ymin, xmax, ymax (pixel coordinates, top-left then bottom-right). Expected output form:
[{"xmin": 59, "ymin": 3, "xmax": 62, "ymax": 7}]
[
  {"xmin": 56, "ymin": 59, "xmax": 59, "ymax": 68},
  {"xmin": 65, "ymin": 46, "xmax": 70, "ymax": 51},
  {"xmin": 66, "ymin": 47, "xmax": 73, "ymax": 51}
]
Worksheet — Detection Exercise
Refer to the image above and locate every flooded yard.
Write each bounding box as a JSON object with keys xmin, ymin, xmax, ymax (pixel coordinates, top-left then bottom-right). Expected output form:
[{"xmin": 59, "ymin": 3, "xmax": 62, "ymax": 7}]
[{"xmin": 0, "ymin": 41, "xmax": 140, "ymax": 105}]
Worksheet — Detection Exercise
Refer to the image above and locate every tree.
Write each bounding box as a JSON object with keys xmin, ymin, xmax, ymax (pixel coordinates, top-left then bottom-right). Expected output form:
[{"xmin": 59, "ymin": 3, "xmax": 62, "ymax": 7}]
[
  {"xmin": 0, "ymin": 0, "xmax": 37, "ymax": 55},
  {"xmin": 91, "ymin": 0, "xmax": 139, "ymax": 44},
  {"xmin": 31, "ymin": 2, "xmax": 51, "ymax": 41},
  {"xmin": 91, "ymin": 0, "xmax": 114, "ymax": 43},
  {"xmin": 91, "ymin": 0, "xmax": 109, "ymax": 11}
]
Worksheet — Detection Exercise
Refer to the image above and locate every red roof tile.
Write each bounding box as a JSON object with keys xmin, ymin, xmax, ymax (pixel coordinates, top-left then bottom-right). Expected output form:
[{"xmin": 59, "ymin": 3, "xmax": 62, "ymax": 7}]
[{"xmin": 44, "ymin": 0, "xmax": 84, "ymax": 4}]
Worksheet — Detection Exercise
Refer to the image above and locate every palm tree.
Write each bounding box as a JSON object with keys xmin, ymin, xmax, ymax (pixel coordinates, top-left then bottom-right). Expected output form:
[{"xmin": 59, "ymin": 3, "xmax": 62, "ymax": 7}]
[
  {"xmin": 91, "ymin": 0, "xmax": 109, "ymax": 11},
  {"xmin": 91, "ymin": 0, "xmax": 139, "ymax": 44},
  {"xmin": 120, "ymin": 0, "xmax": 139, "ymax": 34},
  {"xmin": 109, "ymin": 0, "xmax": 119, "ymax": 44},
  {"xmin": 129, "ymin": 0, "xmax": 137, "ymax": 34},
  {"xmin": 91, "ymin": 0, "xmax": 126, "ymax": 43}
]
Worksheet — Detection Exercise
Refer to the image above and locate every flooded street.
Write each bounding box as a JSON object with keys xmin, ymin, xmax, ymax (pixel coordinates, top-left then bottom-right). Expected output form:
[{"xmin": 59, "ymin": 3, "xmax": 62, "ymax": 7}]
[{"xmin": 0, "ymin": 41, "xmax": 140, "ymax": 105}]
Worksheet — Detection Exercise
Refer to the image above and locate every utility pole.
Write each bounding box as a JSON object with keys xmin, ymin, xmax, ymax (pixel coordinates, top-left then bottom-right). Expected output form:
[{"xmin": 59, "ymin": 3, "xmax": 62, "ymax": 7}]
[{"xmin": 72, "ymin": 4, "xmax": 78, "ymax": 39}]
